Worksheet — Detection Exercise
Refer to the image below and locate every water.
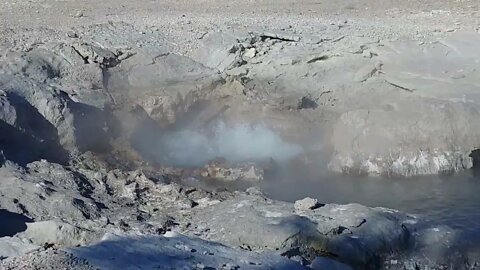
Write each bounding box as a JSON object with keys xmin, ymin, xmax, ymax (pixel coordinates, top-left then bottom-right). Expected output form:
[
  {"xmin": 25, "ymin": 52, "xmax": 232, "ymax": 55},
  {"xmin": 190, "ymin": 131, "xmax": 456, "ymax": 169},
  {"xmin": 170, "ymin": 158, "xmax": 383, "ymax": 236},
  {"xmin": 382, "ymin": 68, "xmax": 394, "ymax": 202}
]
[{"xmin": 260, "ymin": 167, "xmax": 480, "ymax": 251}]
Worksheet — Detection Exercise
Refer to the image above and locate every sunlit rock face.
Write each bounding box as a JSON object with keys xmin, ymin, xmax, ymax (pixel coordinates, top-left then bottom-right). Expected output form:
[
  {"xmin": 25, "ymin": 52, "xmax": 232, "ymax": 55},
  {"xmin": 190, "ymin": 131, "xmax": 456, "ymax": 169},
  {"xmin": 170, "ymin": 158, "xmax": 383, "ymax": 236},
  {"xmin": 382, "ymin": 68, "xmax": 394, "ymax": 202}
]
[{"xmin": 328, "ymin": 33, "xmax": 480, "ymax": 176}]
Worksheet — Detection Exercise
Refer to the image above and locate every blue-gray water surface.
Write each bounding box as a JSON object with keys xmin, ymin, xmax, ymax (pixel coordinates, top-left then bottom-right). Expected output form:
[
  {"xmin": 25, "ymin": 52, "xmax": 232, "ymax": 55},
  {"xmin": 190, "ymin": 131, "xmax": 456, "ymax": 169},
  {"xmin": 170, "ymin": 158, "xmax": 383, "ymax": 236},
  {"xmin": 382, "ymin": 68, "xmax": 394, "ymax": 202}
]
[{"xmin": 260, "ymin": 169, "xmax": 480, "ymax": 251}]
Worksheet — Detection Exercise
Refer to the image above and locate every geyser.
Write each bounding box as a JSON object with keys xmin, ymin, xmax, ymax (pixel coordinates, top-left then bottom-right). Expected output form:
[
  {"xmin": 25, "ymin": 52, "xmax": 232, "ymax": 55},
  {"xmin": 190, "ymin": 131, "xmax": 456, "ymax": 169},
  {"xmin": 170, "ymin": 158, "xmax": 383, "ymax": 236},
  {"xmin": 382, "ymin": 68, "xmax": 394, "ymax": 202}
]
[{"xmin": 150, "ymin": 121, "xmax": 303, "ymax": 167}]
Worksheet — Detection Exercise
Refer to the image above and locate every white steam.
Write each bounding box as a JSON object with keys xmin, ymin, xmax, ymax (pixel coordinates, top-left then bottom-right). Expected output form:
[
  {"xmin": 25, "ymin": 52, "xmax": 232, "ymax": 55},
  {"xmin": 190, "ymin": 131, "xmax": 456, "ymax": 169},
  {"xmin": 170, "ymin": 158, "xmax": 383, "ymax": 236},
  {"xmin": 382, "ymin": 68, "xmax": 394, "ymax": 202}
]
[{"xmin": 160, "ymin": 122, "xmax": 303, "ymax": 166}]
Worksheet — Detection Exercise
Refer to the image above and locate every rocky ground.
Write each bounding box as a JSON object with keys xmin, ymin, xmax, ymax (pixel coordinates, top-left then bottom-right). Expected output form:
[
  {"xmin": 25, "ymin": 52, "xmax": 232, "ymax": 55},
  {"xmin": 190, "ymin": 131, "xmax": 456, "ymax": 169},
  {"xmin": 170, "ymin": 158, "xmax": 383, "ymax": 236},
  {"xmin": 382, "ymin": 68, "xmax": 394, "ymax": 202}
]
[{"xmin": 0, "ymin": 0, "xmax": 480, "ymax": 269}]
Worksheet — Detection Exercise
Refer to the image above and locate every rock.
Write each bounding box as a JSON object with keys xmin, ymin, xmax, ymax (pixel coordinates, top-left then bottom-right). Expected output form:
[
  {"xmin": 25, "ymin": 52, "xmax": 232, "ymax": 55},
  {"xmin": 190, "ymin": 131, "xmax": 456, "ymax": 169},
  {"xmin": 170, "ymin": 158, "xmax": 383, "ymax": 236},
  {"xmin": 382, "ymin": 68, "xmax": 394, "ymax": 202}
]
[
  {"xmin": 191, "ymin": 31, "xmax": 244, "ymax": 72},
  {"xmin": 67, "ymin": 233, "xmax": 305, "ymax": 270},
  {"xmin": 17, "ymin": 220, "xmax": 95, "ymax": 247},
  {"xmin": 255, "ymin": 31, "xmax": 301, "ymax": 42},
  {"xmin": 294, "ymin": 197, "xmax": 321, "ymax": 212},
  {"xmin": 188, "ymin": 194, "xmax": 414, "ymax": 268},
  {"xmin": 0, "ymin": 48, "xmax": 113, "ymax": 156},
  {"xmin": 63, "ymin": 63, "xmax": 107, "ymax": 105},
  {"xmin": 221, "ymin": 263, "xmax": 240, "ymax": 270},
  {"xmin": 328, "ymin": 100, "xmax": 479, "ymax": 176},
  {"xmin": 353, "ymin": 64, "xmax": 377, "ymax": 82},
  {"xmin": 0, "ymin": 237, "xmax": 39, "ymax": 259},
  {"xmin": 245, "ymin": 186, "xmax": 264, "ymax": 196},
  {"xmin": 73, "ymin": 11, "xmax": 84, "ymax": 18},
  {"xmin": 111, "ymin": 52, "xmax": 221, "ymax": 125},
  {"xmin": 243, "ymin": 48, "xmax": 256, "ymax": 58},
  {"xmin": 72, "ymin": 43, "xmax": 119, "ymax": 67},
  {"xmin": 0, "ymin": 163, "xmax": 102, "ymax": 225},
  {"xmin": 297, "ymin": 96, "xmax": 318, "ymax": 110},
  {"xmin": 0, "ymin": 249, "xmax": 95, "ymax": 270},
  {"xmin": 200, "ymin": 160, "xmax": 264, "ymax": 181},
  {"xmin": 326, "ymin": 32, "xmax": 480, "ymax": 176},
  {"xmin": 306, "ymin": 53, "xmax": 329, "ymax": 63},
  {"xmin": 310, "ymin": 257, "xmax": 353, "ymax": 270},
  {"xmin": 67, "ymin": 31, "xmax": 79, "ymax": 38},
  {"xmin": 0, "ymin": 92, "xmax": 17, "ymax": 126},
  {"xmin": 362, "ymin": 50, "xmax": 373, "ymax": 58}
]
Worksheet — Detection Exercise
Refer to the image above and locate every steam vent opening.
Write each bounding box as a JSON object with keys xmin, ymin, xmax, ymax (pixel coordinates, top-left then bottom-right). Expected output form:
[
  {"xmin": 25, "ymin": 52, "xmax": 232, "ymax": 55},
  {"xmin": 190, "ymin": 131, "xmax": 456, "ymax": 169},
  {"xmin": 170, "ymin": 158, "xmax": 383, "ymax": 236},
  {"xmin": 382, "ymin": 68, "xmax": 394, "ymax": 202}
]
[{"xmin": 3, "ymin": 1, "xmax": 480, "ymax": 269}]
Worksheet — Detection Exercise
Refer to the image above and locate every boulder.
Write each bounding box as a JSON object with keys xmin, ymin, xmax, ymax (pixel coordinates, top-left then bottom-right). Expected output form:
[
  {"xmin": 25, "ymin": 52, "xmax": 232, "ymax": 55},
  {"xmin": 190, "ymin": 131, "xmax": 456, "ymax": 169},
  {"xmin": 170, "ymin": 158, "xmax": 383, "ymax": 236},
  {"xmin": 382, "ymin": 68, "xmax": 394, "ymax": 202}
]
[
  {"xmin": 0, "ymin": 163, "xmax": 102, "ymax": 225},
  {"xmin": 294, "ymin": 197, "xmax": 321, "ymax": 212},
  {"xmin": 0, "ymin": 237, "xmax": 39, "ymax": 259},
  {"xmin": 17, "ymin": 220, "xmax": 96, "ymax": 247},
  {"xmin": 191, "ymin": 31, "xmax": 243, "ymax": 72},
  {"xmin": 187, "ymin": 194, "xmax": 415, "ymax": 268}
]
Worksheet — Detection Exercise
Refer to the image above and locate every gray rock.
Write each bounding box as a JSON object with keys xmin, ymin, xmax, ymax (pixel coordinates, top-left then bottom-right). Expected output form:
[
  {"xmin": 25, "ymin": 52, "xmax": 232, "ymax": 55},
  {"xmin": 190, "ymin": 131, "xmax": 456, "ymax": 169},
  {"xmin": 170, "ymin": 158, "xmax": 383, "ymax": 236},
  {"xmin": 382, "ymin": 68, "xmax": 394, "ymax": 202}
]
[
  {"xmin": 67, "ymin": 31, "xmax": 79, "ymax": 38},
  {"xmin": 107, "ymin": 52, "xmax": 221, "ymax": 125},
  {"xmin": 191, "ymin": 31, "xmax": 243, "ymax": 72},
  {"xmin": 187, "ymin": 194, "xmax": 414, "ymax": 268},
  {"xmin": 0, "ymin": 163, "xmax": 102, "ymax": 225},
  {"xmin": 0, "ymin": 237, "xmax": 39, "ymax": 259},
  {"xmin": 353, "ymin": 64, "xmax": 377, "ymax": 82},
  {"xmin": 0, "ymin": 91, "xmax": 17, "ymax": 126},
  {"xmin": 71, "ymin": 43, "xmax": 119, "ymax": 68},
  {"xmin": 68, "ymin": 233, "xmax": 306, "ymax": 270},
  {"xmin": 243, "ymin": 48, "xmax": 256, "ymax": 58},
  {"xmin": 73, "ymin": 11, "xmax": 84, "ymax": 18},
  {"xmin": 327, "ymin": 32, "xmax": 480, "ymax": 176},
  {"xmin": 188, "ymin": 29, "xmax": 480, "ymax": 177},
  {"xmin": 294, "ymin": 197, "xmax": 320, "ymax": 212},
  {"xmin": 0, "ymin": 47, "xmax": 113, "ymax": 157},
  {"xmin": 328, "ymin": 100, "xmax": 479, "ymax": 176},
  {"xmin": 1, "ymin": 249, "xmax": 95, "ymax": 270},
  {"xmin": 17, "ymin": 220, "xmax": 96, "ymax": 247},
  {"xmin": 199, "ymin": 160, "xmax": 265, "ymax": 182}
]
